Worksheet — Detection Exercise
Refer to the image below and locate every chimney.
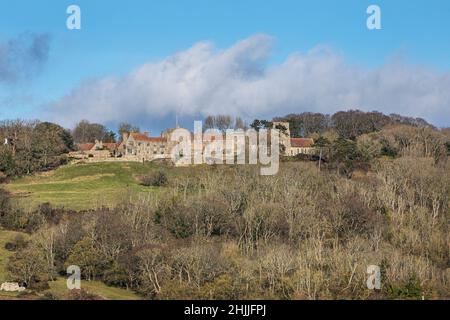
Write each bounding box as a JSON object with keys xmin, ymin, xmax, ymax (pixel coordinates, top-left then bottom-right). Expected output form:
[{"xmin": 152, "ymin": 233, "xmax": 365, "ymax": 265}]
[
  {"xmin": 122, "ymin": 132, "xmax": 129, "ymax": 142},
  {"xmin": 143, "ymin": 131, "xmax": 150, "ymax": 137}
]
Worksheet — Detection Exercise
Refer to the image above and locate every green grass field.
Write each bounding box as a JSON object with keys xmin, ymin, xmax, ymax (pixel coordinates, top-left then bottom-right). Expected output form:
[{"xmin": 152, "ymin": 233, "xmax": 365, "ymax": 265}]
[{"xmin": 4, "ymin": 162, "xmax": 166, "ymax": 211}]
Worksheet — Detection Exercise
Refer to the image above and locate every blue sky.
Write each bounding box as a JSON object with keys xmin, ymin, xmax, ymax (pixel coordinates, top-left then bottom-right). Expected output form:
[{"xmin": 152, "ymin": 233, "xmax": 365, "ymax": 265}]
[{"xmin": 0, "ymin": 0, "xmax": 449, "ymax": 131}]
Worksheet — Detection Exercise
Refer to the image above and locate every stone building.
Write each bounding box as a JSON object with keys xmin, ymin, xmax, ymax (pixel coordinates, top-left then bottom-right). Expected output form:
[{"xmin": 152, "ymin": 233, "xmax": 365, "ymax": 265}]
[
  {"xmin": 71, "ymin": 122, "xmax": 315, "ymax": 164},
  {"xmin": 71, "ymin": 140, "xmax": 119, "ymax": 160},
  {"xmin": 289, "ymin": 137, "xmax": 315, "ymax": 156},
  {"xmin": 119, "ymin": 131, "xmax": 172, "ymax": 162},
  {"xmin": 272, "ymin": 121, "xmax": 316, "ymax": 156}
]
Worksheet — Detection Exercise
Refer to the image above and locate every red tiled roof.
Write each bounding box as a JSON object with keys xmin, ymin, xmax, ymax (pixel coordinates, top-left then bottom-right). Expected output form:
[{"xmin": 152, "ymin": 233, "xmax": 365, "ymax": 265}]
[
  {"xmin": 77, "ymin": 143, "xmax": 95, "ymax": 151},
  {"xmin": 290, "ymin": 138, "xmax": 314, "ymax": 148},
  {"xmin": 130, "ymin": 133, "xmax": 167, "ymax": 143},
  {"xmin": 102, "ymin": 143, "xmax": 119, "ymax": 150}
]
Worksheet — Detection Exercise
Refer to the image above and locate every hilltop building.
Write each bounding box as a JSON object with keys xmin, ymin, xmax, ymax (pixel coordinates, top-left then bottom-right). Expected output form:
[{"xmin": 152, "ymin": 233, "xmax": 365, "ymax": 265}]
[{"xmin": 72, "ymin": 122, "xmax": 315, "ymax": 163}]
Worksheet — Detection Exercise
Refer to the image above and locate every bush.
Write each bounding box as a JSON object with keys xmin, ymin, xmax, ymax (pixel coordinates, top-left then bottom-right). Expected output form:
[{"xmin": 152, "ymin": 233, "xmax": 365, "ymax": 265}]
[
  {"xmin": 65, "ymin": 289, "xmax": 103, "ymax": 300},
  {"xmin": 102, "ymin": 264, "xmax": 129, "ymax": 288},
  {"xmin": 387, "ymin": 277, "xmax": 424, "ymax": 300},
  {"xmin": 39, "ymin": 292, "xmax": 58, "ymax": 300},
  {"xmin": 38, "ymin": 203, "xmax": 63, "ymax": 225},
  {"xmin": 4, "ymin": 234, "xmax": 28, "ymax": 251},
  {"xmin": 139, "ymin": 170, "xmax": 168, "ymax": 187},
  {"xmin": 0, "ymin": 171, "xmax": 8, "ymax": 183},
  {"xmin": 0, "ymin": 188, "xmax": 10, "ymax": 214},
  {"xmin": 336, "ymin": 194, "xmax": 385, "ymax": 236},
  {"xmin": 156, "ymin": 196, "xmax": 232, "ymax": 238},
  {"xmin": 4, "ymin": 242, "xmax": 15, "ymax": 251}
]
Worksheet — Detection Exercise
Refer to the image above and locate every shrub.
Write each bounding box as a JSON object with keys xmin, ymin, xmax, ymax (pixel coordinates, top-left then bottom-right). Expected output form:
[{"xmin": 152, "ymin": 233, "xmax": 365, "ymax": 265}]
[
  {"xmin": 387, "ymin": 277, "xmax": 424, "ymax": 300},
  {"xmin": 65, "ymin": 289, "xmax": 103, "ymax": 300},
  {"xmin": 0, "ymin": 171, "xmax": 8, "ymax": 183},
  {"xmin": 102, "ymin": 264, "xmax": 129, "ymax": 288},
  {"xmin": 139, "ymin": 170, "xmax": 168, "ymax": 187},
  {"xmin": 38, "ymin": 203, "xmax": 63, "ymax": 225},
  {"xmin": 4, "ymin": 242, "xmax": 15, "ymax": 251},
  {"xmin": 155, "ymin": 195, "xmax": 232, "ymax": 238},
  {"xmin": 39, "ymin": 292, "xmax": 57, "ymax": 300},
  {"xmin": 336, "ymin": 194, "xmax": 385, "ymax": 237},
  {"xmin": 0, "ymin": 188, "xmax": 10, "ymax": 214},
  {"xmin": 4, "ymin": 235, "xmax": 28, "ymax": 251}
]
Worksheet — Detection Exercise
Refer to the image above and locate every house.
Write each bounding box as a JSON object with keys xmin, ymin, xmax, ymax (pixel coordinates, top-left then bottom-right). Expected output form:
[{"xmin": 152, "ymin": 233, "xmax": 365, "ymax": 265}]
[
  {"xmin": 272, "ymin": 121, "xmax": 316, "ymax": 156},
  {"xmin": 119, "ymin": 131, "xmax": 172, "ymax": 162},
  {"xmin": 289, "ymin": 138, "xmax": 315, "ymax": 156},
  {"xmin": 76, "ymin": 143, "xmax": 95, "ymax": 153}
]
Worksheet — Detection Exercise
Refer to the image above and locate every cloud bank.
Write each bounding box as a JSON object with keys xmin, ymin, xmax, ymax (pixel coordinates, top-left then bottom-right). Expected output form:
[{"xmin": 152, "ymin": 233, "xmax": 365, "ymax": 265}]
[
  {"xmin": 0, "ymin": 33, "xmax": 50, "ymax": 84},
  {"xmin": 45, "ymin": 34, "xmax": 450, "ymax": 127}
]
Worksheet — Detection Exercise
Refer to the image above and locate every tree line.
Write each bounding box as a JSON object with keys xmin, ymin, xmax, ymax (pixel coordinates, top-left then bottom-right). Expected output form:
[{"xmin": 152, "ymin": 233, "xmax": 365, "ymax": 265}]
[
  {"xmin": 0, "ymin": 120, "xmax": 142, "ymax": 179},
  {"xmin": 0, "ymin": 120, "xmax": 73, "ymax": 178},
  {"xmin": 272, "ymin": 110, "xmax": 434, "ymax": 139}
]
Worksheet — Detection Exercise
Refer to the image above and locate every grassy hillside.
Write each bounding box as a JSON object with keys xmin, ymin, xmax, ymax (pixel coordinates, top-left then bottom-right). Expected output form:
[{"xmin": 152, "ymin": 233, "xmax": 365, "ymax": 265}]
[
  {"xmin": 46, "ymin": 278, "xmax": 142, "ymax": 300},
  {"xmin": 4, "ymin": 162, "xmax": 165, "ymax": 211}
]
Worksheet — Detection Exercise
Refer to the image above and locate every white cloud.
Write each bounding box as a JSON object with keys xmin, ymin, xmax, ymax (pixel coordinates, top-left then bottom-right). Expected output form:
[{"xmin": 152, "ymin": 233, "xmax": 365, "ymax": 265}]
[{"xmin": 44, "ymin": 34, "xmax": 450, "ymax": 127}]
